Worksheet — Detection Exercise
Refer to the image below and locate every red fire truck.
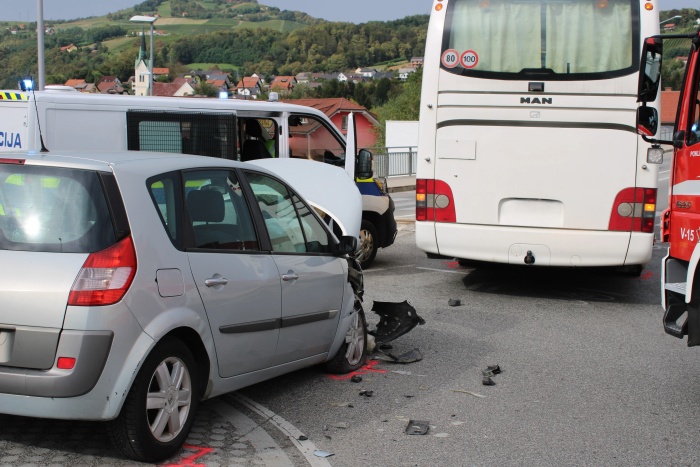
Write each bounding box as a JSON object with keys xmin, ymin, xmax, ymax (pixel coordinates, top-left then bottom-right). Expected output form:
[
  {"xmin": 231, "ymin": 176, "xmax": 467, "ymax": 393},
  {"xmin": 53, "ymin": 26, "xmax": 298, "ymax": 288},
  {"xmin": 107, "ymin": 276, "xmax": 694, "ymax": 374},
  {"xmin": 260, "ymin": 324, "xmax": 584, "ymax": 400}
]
[{"xmin": 638, "ymin": 33, "xmax": 700, "ymax": 346}]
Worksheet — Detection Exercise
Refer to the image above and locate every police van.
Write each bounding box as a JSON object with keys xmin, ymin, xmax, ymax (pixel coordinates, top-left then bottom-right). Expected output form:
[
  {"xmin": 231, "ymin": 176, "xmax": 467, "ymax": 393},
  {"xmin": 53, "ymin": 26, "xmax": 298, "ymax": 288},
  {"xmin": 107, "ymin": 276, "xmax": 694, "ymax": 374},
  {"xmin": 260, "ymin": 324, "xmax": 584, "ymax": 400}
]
[{"xmin": 0, "ymin": 89, "xmax": 396, "ymax": 267}]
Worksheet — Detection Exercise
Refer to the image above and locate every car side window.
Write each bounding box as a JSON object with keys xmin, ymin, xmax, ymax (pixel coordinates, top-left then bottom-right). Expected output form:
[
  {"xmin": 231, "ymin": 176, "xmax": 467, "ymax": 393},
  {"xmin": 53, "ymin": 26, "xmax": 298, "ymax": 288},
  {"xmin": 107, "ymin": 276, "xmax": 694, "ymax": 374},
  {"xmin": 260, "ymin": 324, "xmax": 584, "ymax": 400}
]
[
  {"xmin": 147, "ymin": 171, "xmax": 183, "ymax": 249},
  {"xmin": 244, "ymin": 171, "xmax": 332, "ymax": 254},
  {"xmin": 183, "ymin": 170, "xmax": 259, "ymax": 251}
]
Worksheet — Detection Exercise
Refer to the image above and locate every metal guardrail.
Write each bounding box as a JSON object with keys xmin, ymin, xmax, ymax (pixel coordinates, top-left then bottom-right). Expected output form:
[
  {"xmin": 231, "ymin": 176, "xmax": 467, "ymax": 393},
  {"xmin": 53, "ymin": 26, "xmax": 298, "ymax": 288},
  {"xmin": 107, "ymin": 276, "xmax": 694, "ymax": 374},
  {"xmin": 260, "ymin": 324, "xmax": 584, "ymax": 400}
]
[{"xmin": 370, "ymin": 147, "xmax": 417, "ymax": 178}]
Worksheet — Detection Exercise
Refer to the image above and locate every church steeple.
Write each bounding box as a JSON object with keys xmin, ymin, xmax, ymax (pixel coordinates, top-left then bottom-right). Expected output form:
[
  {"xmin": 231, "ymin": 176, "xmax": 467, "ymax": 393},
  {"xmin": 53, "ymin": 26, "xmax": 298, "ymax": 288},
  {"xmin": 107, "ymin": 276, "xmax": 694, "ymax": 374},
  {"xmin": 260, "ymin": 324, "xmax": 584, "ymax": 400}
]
[{"xmin": 138, "ymin": 30, "xmax": 148, "ymax": 63}]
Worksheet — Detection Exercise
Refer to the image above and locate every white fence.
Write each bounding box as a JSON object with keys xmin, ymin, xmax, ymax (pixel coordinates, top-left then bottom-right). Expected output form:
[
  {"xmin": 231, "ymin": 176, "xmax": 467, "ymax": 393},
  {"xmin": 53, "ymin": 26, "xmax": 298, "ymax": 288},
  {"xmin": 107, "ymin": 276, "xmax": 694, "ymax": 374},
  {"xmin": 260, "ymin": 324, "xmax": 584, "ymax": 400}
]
[{"xmin": 371, "ymin": 147, "xmax": 417, "ymax": 178}]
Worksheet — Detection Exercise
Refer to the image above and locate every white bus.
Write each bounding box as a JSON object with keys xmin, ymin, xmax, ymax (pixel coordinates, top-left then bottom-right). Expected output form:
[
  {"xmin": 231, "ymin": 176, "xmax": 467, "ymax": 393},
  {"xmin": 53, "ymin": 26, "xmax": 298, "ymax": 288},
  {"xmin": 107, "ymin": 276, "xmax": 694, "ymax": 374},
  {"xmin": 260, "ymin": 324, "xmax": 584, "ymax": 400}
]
[{"xmin": 416, "ymin": 0, "xmax": 661, "ymax": 274}]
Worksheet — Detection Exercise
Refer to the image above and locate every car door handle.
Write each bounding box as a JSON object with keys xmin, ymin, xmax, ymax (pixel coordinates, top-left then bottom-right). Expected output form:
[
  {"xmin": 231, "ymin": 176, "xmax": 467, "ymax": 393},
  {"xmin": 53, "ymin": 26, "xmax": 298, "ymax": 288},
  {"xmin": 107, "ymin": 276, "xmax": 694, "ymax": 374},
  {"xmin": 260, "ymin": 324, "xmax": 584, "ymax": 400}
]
[
  {"xmin": 282, "ymin": 272, "xmax": 299, "ymax": 282},
  {"xmin": 204, "ymin": 277, "xmax": 229, "ymax": 287}
]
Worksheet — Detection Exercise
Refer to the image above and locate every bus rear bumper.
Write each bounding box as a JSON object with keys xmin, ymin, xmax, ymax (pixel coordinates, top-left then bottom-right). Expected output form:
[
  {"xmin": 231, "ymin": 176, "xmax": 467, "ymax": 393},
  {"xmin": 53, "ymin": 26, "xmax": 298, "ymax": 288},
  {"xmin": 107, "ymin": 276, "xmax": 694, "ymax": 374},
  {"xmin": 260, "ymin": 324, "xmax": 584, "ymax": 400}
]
[{"xmin": 416, "ymin": 222, "xmax": 653, "ymax": 268}]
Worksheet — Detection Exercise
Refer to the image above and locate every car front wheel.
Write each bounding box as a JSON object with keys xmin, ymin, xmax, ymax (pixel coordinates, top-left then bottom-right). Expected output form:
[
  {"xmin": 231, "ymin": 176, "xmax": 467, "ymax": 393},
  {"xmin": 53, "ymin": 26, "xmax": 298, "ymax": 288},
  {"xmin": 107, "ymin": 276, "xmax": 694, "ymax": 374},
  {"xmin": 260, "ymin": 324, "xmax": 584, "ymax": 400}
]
[
  {"xmin": 324, "ymin": 299, "xmax": 367, "ymax": 374},
  {"xmin": 109, "ymin": 337, "xmax": 199, "ymax": 462}
]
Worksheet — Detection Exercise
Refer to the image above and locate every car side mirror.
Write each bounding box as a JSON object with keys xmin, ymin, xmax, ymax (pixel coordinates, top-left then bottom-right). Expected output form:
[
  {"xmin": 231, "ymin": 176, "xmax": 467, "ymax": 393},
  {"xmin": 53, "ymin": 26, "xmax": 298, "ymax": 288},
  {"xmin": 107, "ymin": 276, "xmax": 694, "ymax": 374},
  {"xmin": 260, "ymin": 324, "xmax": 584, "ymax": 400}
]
[
  {"xmin": 336, "ymin": 235, "xmax": 358, "ymax": 256},
  {"xmin": 356, "ymin": 149, "xmax": 373, "ymax": 180},
  {"xmin": 636, "ymin": 106, "xmax": 659, "ymax": 137}
]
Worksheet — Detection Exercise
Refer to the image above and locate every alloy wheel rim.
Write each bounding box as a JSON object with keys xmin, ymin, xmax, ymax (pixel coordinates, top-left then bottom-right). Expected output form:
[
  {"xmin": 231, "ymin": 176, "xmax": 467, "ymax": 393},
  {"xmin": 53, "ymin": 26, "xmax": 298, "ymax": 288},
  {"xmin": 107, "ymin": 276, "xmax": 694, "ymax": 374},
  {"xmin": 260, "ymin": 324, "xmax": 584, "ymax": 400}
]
[
  {"xmin": 146, "ymin": 356, "xmax": 192, "ymax": 442},
  {"xmin": 344, "ymin": 310, "xmax": 365, "ymax": 365},
  {"xmin": 357, "ymin": 229, "xmax": 373, "ymax": 262}
]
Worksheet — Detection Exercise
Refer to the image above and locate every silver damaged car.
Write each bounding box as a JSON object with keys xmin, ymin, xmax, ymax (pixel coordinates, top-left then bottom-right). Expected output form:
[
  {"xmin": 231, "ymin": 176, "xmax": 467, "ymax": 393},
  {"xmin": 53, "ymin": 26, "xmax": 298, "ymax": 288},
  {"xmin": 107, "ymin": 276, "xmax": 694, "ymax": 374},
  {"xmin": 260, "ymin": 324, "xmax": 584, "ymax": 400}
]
[{"xmin": 0, "ymin": 150, "xmax": 367, "ymax": 462}]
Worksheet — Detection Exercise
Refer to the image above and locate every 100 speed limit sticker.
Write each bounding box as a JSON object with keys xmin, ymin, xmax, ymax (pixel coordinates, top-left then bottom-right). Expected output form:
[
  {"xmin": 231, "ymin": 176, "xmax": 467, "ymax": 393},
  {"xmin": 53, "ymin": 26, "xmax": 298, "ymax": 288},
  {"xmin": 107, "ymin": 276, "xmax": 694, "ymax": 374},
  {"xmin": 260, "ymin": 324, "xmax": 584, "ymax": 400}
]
[{"xmin": 441, "ymin": 49, "xmax": 479, "ymax": 69}]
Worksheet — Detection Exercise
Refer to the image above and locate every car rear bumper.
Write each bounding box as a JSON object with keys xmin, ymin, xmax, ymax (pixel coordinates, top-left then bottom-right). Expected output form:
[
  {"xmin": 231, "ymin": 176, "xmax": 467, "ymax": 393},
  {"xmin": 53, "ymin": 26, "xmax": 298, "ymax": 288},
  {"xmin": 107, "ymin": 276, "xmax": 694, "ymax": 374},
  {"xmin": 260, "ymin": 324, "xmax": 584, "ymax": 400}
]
[{"xmin": 0, "ymin": 330, "xmax": 113, "ymax": 398}]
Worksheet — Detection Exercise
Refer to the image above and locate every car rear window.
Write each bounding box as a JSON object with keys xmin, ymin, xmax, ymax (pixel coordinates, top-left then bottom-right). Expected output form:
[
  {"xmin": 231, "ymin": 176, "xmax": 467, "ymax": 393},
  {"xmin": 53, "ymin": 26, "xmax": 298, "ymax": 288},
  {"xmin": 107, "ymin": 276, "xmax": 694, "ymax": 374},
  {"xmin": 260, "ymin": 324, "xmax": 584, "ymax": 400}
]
[{"xmin": 0, "ymin": 165, "xmax": 116, "ymax": 253}]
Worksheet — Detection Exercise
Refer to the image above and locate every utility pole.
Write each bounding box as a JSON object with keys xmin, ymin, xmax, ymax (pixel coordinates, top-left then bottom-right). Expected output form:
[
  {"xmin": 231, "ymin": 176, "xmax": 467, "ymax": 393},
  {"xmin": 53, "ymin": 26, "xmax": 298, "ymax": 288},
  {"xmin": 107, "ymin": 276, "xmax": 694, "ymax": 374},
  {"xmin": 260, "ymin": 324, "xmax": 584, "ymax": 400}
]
[{"xmin": 36, "ymin": 0, "xmax": 45, "ymax": 90}]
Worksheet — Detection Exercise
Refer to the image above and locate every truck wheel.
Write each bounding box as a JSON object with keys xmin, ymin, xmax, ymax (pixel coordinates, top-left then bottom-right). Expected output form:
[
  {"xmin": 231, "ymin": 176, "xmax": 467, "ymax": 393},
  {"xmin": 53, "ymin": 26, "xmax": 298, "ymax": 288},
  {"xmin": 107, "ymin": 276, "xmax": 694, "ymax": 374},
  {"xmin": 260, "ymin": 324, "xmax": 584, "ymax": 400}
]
[
  {"xmin": 324, "ymin": 299, "xmax": 367, "ymax": 374},
  {"xmin": 357, "ymin": 220, "xmax": 378, "ymax": 269},
  {"xmin": 108, "ymin": 337, "xmax": 199, "ymax": 462}
]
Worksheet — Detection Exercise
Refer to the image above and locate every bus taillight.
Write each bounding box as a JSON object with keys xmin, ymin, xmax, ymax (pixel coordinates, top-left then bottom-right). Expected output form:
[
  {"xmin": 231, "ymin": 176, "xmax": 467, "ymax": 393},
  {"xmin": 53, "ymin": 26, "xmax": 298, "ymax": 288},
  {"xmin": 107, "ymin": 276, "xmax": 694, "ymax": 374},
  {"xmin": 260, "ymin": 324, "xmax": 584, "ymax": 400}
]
[
  {"xmin": 608, "ymin": 187, "xmax": 657, "ymax": 233},
  {"xmin": 416, "ymin": 179, "xmax": 456, "ymax": 223}
]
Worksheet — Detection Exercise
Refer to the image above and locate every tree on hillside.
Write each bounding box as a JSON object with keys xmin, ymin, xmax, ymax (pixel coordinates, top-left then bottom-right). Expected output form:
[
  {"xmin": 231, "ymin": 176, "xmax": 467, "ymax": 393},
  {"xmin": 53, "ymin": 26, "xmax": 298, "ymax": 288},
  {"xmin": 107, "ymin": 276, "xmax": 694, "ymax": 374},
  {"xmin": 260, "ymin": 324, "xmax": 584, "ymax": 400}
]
[{"xmin": 373, "ymin": 70, "xmax": 422, "ymax": 147}]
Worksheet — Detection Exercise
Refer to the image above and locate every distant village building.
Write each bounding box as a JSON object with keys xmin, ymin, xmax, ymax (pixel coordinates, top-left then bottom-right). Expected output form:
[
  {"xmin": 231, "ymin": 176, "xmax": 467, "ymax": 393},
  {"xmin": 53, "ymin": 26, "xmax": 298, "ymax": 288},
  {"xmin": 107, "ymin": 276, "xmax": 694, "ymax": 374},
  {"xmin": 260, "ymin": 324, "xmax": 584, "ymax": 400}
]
[
  {"xmin": 269, "ymin": 76, "xmax": 297, "ymax": 95},
  {"xmin": 234, "ymin": 76, "xmax": 263, "ymax": 99},
  {"xmin": 60, "ymin": 43, "xmax": 78, "ymax": 53},
  {"xmin": 283, "ymin": 98, "xmax": 380, "ymax": 149},
  {"xmin": 134, "ymin": 34, "xmax": 151, "ymax": 96}
]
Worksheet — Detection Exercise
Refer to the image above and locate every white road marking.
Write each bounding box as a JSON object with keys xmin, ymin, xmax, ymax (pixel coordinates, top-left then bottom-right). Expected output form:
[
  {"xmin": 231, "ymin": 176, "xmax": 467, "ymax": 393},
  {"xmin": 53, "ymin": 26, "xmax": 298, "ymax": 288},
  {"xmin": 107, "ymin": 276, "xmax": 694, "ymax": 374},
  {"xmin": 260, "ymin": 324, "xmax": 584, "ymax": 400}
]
[
  {"xmin": 416, "ymin": 267, "xmax": 467, "ymax": 275},
  {"xmin": 363, "ymin": 264, "xmax": 416, "ymax": 273},
  {"xmin": 232, "ymin": 393, "xmax": 333, "ymax": 467},
  {"xmin": 208, "ymin": 398, "xmax": 295, "ymax": 466}
]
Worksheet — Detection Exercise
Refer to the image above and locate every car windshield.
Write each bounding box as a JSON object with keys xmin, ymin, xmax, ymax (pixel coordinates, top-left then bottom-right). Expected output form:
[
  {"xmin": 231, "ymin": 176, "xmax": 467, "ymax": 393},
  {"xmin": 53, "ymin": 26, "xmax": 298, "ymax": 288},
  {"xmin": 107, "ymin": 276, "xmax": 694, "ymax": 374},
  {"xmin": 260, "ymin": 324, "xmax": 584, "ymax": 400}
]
[{"xmin": 0, "ymin": 164, "xmax": 116, "ymax": 253}]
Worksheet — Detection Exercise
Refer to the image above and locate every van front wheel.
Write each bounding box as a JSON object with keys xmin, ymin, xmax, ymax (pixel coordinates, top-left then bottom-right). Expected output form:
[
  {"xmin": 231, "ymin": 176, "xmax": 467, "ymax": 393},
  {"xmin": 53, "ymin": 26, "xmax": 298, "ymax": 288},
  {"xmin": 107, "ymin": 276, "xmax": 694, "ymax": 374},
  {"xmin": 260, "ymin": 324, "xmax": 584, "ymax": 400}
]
[{"xmin": 357, "ymin": 220, "xmax": 378, "ymax": 269}]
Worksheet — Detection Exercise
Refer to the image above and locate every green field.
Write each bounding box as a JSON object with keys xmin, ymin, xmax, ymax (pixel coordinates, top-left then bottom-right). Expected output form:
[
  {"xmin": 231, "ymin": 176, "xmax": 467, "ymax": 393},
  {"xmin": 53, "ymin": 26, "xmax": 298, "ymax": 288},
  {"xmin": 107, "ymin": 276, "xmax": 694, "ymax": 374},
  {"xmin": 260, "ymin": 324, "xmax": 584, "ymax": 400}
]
[{"xmin": 187, "ymin": 63, "xmax": 240, "ymax": 73}]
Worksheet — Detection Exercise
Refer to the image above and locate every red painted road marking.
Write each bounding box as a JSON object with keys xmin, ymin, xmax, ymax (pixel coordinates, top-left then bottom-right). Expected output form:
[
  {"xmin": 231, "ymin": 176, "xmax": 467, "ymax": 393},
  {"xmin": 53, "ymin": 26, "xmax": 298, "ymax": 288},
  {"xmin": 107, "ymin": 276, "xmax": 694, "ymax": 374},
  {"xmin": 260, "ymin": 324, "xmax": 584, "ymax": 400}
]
[
  {"xmin": 327, "ymin": 359, "xmax": 386, "ymax": 380},
  {"xmin": 161, "ymin": 444, "xmax": 215, "ymax": 467},
  {"xmin": 445, "ymin": 260, "xmax": 462, "ymax": 269},
  {"xmin": 640, "ymin": 271, "xmax": 653, "ymax": 280}
]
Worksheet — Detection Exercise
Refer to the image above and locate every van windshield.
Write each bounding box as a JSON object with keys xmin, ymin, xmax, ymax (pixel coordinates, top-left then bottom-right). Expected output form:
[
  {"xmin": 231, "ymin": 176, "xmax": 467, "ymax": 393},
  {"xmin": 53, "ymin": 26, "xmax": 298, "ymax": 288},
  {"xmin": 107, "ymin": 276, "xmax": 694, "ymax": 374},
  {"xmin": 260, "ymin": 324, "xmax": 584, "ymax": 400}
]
[{"xmin": 0, "ymin": 165, "xmax": 116, "ymax": 253}]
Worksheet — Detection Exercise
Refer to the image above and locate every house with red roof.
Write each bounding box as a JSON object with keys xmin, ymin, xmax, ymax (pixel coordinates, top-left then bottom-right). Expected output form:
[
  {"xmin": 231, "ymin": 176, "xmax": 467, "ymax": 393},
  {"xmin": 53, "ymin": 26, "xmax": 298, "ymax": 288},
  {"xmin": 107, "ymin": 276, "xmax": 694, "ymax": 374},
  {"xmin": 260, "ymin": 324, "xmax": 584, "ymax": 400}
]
[
  {"xmin": 270, "ymin": 76, "xmax": 297, "ymax": 95},
  {"xmin": 235, "ymin": 76, "xmax": 263, "ymax": 99},
  {"xmin": 283, "ymin": 98, "xmax": 380, "ymax": 148}
]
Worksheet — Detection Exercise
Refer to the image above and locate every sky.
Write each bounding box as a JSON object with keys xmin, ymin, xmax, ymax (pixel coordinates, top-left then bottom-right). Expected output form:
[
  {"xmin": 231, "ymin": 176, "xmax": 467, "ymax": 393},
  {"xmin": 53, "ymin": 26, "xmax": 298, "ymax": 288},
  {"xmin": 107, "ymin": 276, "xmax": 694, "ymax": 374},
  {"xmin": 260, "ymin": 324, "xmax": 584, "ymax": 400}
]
[{"xmin": 4, "ymin": 0, "xmax": 431, "ymax": 23}]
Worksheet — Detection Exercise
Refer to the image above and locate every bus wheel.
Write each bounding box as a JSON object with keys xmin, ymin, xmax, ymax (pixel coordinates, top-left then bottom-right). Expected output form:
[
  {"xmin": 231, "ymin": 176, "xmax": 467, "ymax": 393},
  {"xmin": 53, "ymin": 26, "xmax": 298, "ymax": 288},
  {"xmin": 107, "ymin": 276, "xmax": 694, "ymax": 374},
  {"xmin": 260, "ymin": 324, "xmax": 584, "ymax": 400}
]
[{"xmin": 357, "ymin": 220, "xmax": 378, "ymax": 269}]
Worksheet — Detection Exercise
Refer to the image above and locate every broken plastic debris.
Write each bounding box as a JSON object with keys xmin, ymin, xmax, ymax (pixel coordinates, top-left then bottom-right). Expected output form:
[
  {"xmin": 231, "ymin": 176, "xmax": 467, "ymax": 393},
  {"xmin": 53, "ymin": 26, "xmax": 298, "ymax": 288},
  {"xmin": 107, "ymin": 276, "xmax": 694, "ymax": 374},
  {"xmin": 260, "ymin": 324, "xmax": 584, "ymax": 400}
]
[
  {"xmin": 482, "ymin": 369, "xmax": 495, "ymax": 377},
  {"xmin": 451, "ymin": 389, "xmax": 486, "ymax": 398},
  {"xmin": 448, "ymin": 298, "xmax": 461, "ymax": 307},
  {"xmin": 369, "ymin": 301, "xmax": 425, "ymax": 345},
  {"xmin": 374, "ymin": 348, "xmax": 423, "ymax": 364},
  {"xmin": 298, "ymin": 435, "xmax": 309, "ymax": 441},
  {"xmin": 405, "ymin": 420, "xmax": 430, "ymax": 435},
  {"xmin": 482, "ymin": 376, "xmax": 495, "ymax": 386},
  {"xmin": 314, "ymin": 450, "xmax": 335, "ymax": 458},
  {"xmin": 359, "ymin": 390, "xmax": 374, "ymax": 397},
  {"xmin": 487, "ymin": 364, "xmax": 502, "ymax": 375},
  {"xmin": 350, "ymin": 375, "xmax": 363, "ymax": 383}
]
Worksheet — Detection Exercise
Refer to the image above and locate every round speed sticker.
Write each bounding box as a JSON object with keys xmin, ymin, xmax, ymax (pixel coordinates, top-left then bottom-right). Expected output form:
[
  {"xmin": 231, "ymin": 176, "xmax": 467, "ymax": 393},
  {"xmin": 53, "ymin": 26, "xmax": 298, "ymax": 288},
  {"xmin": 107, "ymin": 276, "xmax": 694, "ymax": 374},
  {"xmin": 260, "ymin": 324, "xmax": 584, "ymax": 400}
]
[
  {"xmin": 441, "ymin": 49, "xmax": 459, "ymax": 69},
  {"xmin": 460, "ymin": 50, "xmax": 479, "ymax": 69}
]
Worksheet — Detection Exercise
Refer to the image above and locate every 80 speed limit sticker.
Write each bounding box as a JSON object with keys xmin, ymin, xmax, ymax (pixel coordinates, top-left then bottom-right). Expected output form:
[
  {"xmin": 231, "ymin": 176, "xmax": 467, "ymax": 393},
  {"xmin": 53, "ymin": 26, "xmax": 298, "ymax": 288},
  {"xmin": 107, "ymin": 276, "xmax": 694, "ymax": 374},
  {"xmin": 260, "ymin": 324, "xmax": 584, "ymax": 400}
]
[
  {"xmin": 460, "ymin": 50, "xmax": 479, "ymax": 69},
  {"xmin": 441, "ymin": 49, "xmax": 459, "ymax": 68}
]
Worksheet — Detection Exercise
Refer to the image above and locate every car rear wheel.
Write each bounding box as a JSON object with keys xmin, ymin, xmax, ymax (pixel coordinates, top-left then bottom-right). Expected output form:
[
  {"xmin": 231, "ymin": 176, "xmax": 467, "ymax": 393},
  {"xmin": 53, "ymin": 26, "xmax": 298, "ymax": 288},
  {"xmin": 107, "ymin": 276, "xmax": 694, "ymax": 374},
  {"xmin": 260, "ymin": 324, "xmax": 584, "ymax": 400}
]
[
  {"xmin": 324, "ymin": 299, "xmax": 367, "ymax": 374},
  {"xmin": 357, "ymin": 220, "xmax": 378, "ymax": 269},
  {"xmin": 109, "ymin": 337, "xmax": 199, "ymax": 462}
]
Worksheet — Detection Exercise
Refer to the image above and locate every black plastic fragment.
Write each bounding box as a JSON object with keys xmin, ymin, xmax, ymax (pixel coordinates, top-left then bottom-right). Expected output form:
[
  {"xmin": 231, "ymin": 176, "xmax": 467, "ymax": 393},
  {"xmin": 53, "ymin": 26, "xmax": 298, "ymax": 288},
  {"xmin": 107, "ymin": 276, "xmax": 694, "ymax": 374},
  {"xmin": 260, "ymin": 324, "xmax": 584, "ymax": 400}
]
[
  {"xmin": 482, "ymin": 376, "xmax": 495, "ymax": 386},
  {"xmin": 487, "ymin": 364, "xmax": 502, "ymax": 375},
  {"xmin": 359, "ymin": 390, "xmax": 374, "ymax": 397},
  {"xmin": 350, "ymin": 375, "xmax": 363, "ymax": 383},
  {"xmin": 448, "ymin": 298, "xmax": 461, "ymax": 307},
  {"xmin": 369, "ymin": 300, "xmax": 425, "ymax": 345},
  {"xmin": 405, "ymin": 420, "xmax": 430, "ymax": 435},
  {"xmin": 374, "ymin": 348, "xmax": 423, "ymax": 364}
]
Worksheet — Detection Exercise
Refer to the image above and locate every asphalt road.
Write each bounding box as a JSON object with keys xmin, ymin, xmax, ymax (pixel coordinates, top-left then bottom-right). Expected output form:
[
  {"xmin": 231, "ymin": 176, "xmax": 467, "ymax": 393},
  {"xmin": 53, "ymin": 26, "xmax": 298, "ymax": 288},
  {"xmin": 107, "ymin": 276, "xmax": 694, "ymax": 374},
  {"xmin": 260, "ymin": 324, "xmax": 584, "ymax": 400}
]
[{"xmin": 234, "ymin": 217, "xmax": 698, "ymax": 466}]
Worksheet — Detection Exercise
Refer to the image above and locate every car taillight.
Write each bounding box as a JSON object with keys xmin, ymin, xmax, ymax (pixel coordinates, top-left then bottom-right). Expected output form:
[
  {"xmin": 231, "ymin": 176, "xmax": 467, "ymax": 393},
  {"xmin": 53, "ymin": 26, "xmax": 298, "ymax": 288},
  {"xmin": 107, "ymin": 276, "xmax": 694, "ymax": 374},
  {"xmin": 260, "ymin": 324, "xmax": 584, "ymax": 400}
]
[
  {"xmin": 608, "ymin": 187, "xmax": 656, "ymax": 233},
  {"xmin": 68, "ymin": 236, "xmax": 137, "ymax": 306},
  {"xmin": 416, "ymin": 179, "xmax": 456, "ymax": 223}
]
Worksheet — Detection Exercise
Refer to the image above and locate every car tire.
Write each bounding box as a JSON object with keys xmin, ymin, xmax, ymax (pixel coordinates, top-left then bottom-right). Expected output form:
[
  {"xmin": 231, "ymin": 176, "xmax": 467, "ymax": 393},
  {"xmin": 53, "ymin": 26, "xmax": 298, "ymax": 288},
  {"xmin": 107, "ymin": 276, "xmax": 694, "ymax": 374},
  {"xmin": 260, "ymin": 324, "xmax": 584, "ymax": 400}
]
[
  {"xmin": 357, "ymin": 219, "xmax": 378, "ymax": 269},
  {"xmin": 324, "ymin": 299, "xmax": 367, "ymax": 374},
  {"xmin": 108, "ymin": 337, "xmax": 200, "ymax": 463}
]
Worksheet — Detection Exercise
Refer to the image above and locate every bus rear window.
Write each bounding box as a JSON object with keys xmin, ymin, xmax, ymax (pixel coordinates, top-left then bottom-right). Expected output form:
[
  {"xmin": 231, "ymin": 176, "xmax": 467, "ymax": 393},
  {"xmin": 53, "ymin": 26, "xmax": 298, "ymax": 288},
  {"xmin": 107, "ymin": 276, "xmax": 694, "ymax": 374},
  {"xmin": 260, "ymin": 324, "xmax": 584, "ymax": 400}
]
[{"xmin": 442, "ymin": 0, "xmax": 637, "ymax": 80}]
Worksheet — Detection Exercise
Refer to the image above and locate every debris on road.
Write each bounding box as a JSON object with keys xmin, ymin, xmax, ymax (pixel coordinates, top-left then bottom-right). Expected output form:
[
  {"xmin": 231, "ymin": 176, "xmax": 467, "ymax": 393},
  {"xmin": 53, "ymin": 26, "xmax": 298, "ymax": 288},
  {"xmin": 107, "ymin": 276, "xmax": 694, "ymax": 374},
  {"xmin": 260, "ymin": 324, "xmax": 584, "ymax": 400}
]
[
  {"xmin": 332, "ymin": 422, "xmax": 349, "ymax": 429},
  {"xmin": 298, "ymin": 435, "xmax": 309, "ymax": 441},
  {"xmin": 314, "ymin": 450, "xmax": 335, "ymax": 458},
  {"xmin": 405, "ymin": 420, "xmax": 430, "ymax": 435},
  {"xmin": 374, "ymin": 348, "xmax": 423, "ymax": 364},
  {"xmin": 330, "ymin": 402, "xmax": 353, "ymax": 407},
  {"xmin": 486, "ymin": 364, "xmax": 502, "ymax": 375},
  {"xmin": 350, "ymin": 375, "xmax": 363, "ymax": 383},
  {"xmin": 448, "ymin": 298, "xmax": 461, "ymax": 307},
  {"xmin": 481, "ymin": 364, "xmax": 502, "ymax": 386},
  {"xmin": 359, "ymin": 390, "xmax": 374, "ymax": 397},
  {"xmin": 369, "ymin": 300, "xmax": 425, "ymax": 345},
  {"xmin": 391, "ymin": 370, "xmax": 412, "ymax": 375},
  {"xmin": 451, "ymin": 389, "xmax": 487, "ymax": 398},
  {"xmin": 482, "ymin": 376, "xmax": 496, "ymax": 386}
]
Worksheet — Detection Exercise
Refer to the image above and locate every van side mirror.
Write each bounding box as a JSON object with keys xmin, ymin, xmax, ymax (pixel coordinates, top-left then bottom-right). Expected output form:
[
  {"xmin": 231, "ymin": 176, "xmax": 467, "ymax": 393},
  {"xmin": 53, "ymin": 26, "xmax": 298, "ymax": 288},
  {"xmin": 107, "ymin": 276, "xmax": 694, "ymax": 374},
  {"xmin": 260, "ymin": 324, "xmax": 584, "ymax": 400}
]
[
  {"xmin": 356, "ymin": 149, "xmax": 373, "ymax": 180},
  {"xmin": 336, "ymin": 235, "xmax": 358, "ymax": 256},
  {"xmin": 636, "ymin": 106, "xmax": 659, "ymax": 137},
  {"xmin": 637, "ymin": 37, "xmax": 663, "ymax": 103}
]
